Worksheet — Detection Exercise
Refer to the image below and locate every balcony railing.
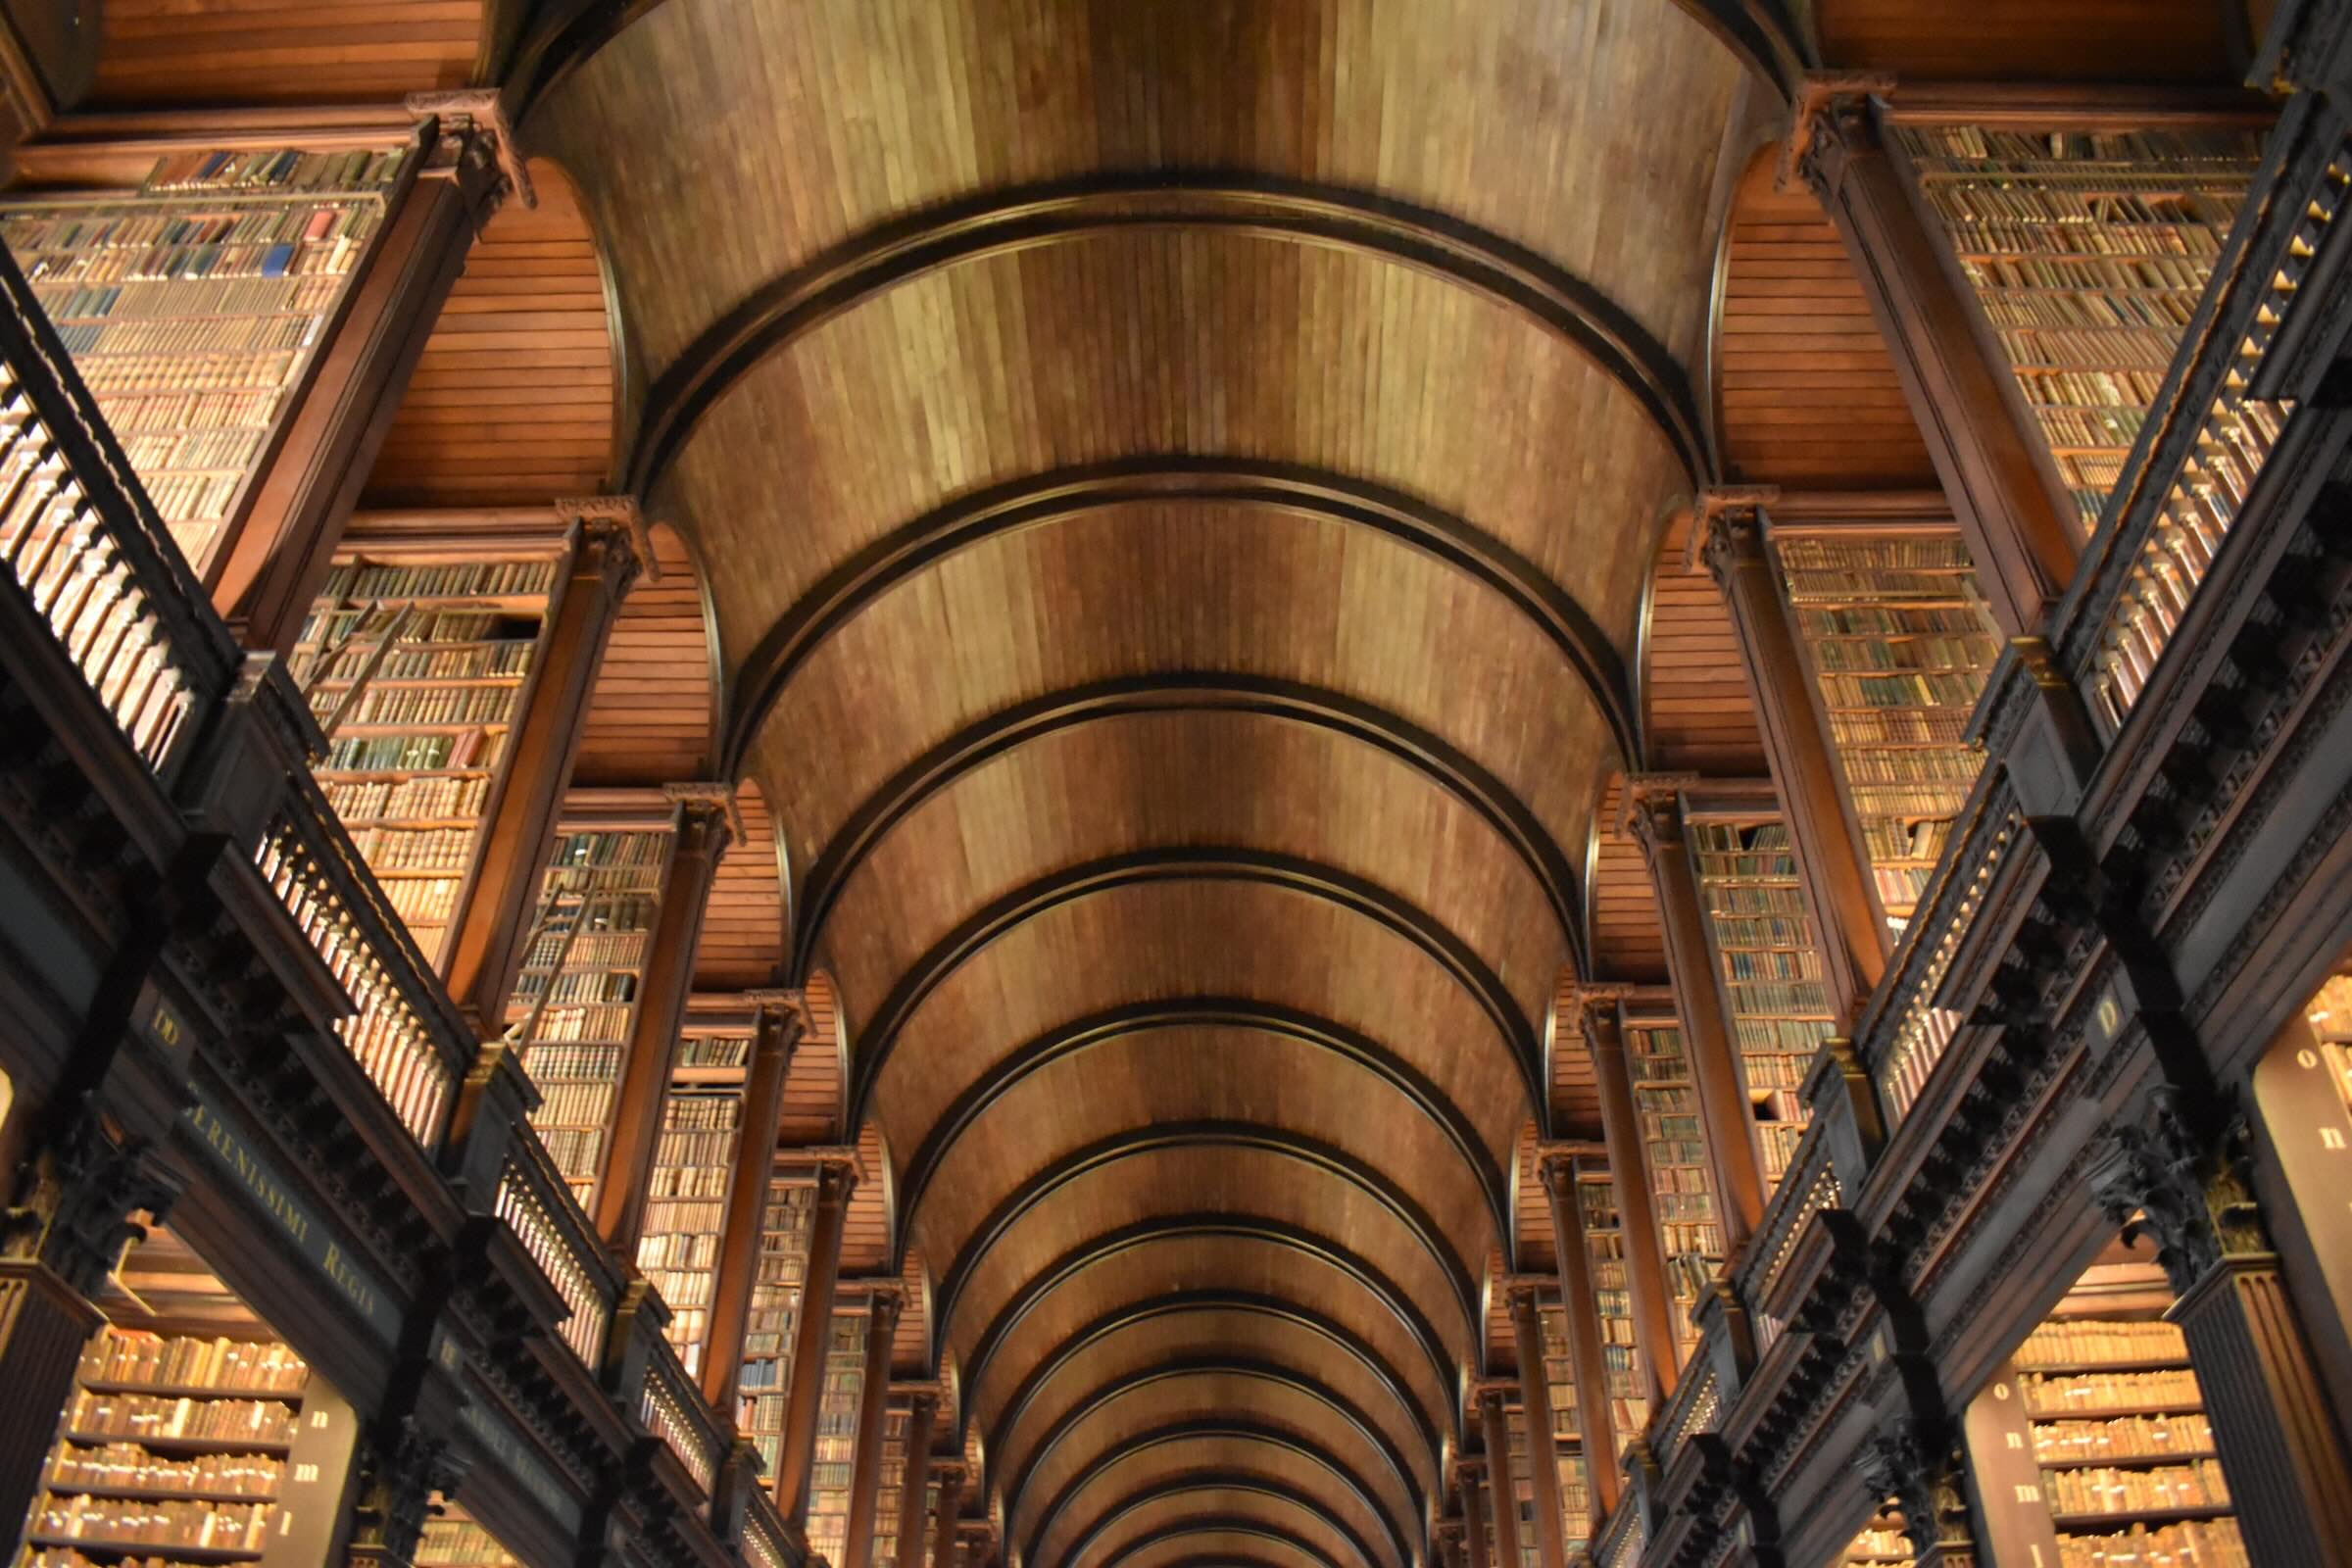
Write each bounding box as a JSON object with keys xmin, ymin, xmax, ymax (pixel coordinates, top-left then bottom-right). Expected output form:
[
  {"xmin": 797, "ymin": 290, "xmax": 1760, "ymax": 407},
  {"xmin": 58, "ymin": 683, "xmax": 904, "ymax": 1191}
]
[
  {"xmin": 638, "ymin": 1332, "xmax": 726, "ymax": 1494},
  {"xmin": 497, "ymin": 1149, "xmax": 615, "ymax": 1368}
]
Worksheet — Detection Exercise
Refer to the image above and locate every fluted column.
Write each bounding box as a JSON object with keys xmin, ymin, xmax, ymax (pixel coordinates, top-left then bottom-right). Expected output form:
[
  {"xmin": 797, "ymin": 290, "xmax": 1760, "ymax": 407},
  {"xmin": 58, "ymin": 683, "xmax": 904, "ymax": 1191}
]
[
  {"xmin": 1699, "ymin": 494, "xmax": 1888, "ymax": 1022},
  {"xmin": 841, "ymin": 1292, "xmax": 906, "ymax": 1568},
  {"xmin": 1786, "ymin": 78, "xmax": 2081, "ymax": 635},
  {"xmin": 700, "ymin": 994, "xmax": 806, "ymax": 1408},
  {"xmin": 1622, "ymin": 777, "xmax": 1768, "ymax": 1249},
  {"xmin": 926, "ymin": 1461, "xmax": 967, "ymax": 1568},
  {"xmin": 774, "ymin": 1155, "xmax": 859, "ymax": 1523},
  {"xmin": 1476, "ymin": 1387, "xmax": 1525, "ymax": 1568},
  {"xmin": 439, "ymin": 508, "xmax": 644, "ymax": 1033},
  {"xmin": 1457, "ymin": 1464, "xmax": 1494, "ymax": 1568},
  {"xmin": 597, "ymin": 786, "xmax": 737, "ymax": 1249},
  {"xmin": 890, "ymin": 1391, "xmax": 938, "ymax": 1568},
  {"xmin": 1582, "ymin": 1004, "xmax": 1683, "ymax": 1405},
  {"xmin": 1505, "ymin": 1287, "xmax": 1569, "ymax": 1568},
  {"xmin": 1535, "ymin": 1151, "xmax": 1620, "ymax": 1514}
]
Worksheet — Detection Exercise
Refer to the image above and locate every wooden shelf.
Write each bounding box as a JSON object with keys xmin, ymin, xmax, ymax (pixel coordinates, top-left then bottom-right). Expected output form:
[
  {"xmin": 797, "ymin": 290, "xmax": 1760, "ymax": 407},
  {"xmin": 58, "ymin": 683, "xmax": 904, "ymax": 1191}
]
[
  {"xmin": 2050, "ymin": 1504, "xmax": 2232, "ymax": 1531},
  {"xmin": 37, "ymin": 1484, "xmax": 281, "ymax": 1506},
  {"xmin": 63, "ymin": 1434, "xmax": 292, "ymax": 1456},
  {"xmin": 30, "ymin": 1537, "xmax": 264, "ymax": 1563},
  {"xmin": 74, "ymin": 1382, "xmax": 302, "ymax": 1400},
  {"xmin": 2037, "ymin": 1449, "xmax": 2218, "ymax": 1471},
  {"xmin": 2019, "ymin": 1356, "xmax": 2193, "ymax": 1376}
]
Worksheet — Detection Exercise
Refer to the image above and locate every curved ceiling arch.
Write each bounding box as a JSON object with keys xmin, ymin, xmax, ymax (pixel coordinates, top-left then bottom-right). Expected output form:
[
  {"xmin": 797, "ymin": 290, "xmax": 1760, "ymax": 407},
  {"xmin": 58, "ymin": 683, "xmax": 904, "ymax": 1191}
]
[
  {"xmin": 1096, "ymin": 1521, "xmax": 1338, "ymax": 1568},
  {"xmin": 1060, "ymin": 1476, "xmax": 1380, "ymax": 1568},
  {"xmin": 847, "ymin": 849, "xmax": 1542, "ymax": 1132},
  {"xmin": 960, "ymin": 1216, "xmax": 1458, "ymax": 1436},
  {"xmin": 985, "ymin": 1294, "xmax": 1440, "ymax": 1491},
  {"xmin": 897, "ymin": 1000, "xmax": 1510, "ymax": 1260},
  {"xmin": 932, "ymin": 1123, "xmax": 1481, "ymax": 1366},
  {"xmin": 786, "ymin": 667, "xmax": 1592, "ymax": 982},
  {"xmin": 1024, "ymin": 1425, "xmax": 1406, "ymax": 1568}
]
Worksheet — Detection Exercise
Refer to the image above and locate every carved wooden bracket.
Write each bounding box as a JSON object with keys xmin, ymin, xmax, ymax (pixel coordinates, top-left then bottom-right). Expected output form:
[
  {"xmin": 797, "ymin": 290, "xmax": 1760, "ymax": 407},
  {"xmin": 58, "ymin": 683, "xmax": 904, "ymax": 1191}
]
[
  {"xmin": 2090, "ymin": 1088, "xmax": 2269, "ymax": 1295},
  {"xmin": 405, "ymin": 88, "xmax": 536, "ymax": 209},
  {"xmin": 558, "ymin": 495, "xmax": 662, "ymax": 585},
  {"xmin": 1777, "ymin": 73, "xmax": 1898, "ymax": 196}
]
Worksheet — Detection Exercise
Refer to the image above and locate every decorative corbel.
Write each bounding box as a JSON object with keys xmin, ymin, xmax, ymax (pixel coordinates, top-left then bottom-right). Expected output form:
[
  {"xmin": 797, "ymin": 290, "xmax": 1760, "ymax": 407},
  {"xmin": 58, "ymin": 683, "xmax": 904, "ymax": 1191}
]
[
  {"xmin": 1777, "ymin": 73, "xmax": 1898, "ymax": 197},
  {"xmin": 405, "ymin": 88, "xmax": 536, "ymax": 209}
]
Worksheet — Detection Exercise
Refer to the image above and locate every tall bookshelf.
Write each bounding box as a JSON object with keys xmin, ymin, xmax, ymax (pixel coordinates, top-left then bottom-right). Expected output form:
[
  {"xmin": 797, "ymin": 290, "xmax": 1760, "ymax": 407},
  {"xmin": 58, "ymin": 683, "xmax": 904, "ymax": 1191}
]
[
  {"xmin": 868, "ymin": 1402, "xmax": 911, "ymax": 1568},
  {"xmin": 505, "ymin": 821, "xmax": 671, "ymax": 1213},
  {"xmin": 1688, "ymin": 816, "xmax": 1834, "ymax": 1191},
  {"xmin": 1534, "ymin": 1293, "xmax": 1589, "ymax": 1540},
  {"xmin": 23, "ymin": 1327, "xmax": 313, "ymax": 1568},
  {"xmin": 1624, "ymin": 1018, "xmax": 1722, "ymax": 1366},
  {"xmin": 1574, "ymin": 1165, "xmax": 1651, "ymax": 1450},
  {"xmin": 804, "ymin": 1306, "xmax": 869, "ymax": 1568},
  {"xmin": 413, "ymin": 1503, "xmax": 523, "ymax": 1568},
  {"xmin": 1891, "ymin": 124, "xmax": 2265, "ymax": 531},
  {"xmin": 0, "ymin": 147, "xmax": 408, "ymax": 573},
  {"xmin": 1774, "ymin": 531, "xmax": 2003, "ymax": 937},
  {"xmin": 292, "ymin": 554, "xmax": 561, "ymax": 967},
  {"xmin": 739, "ymin": 1173, "xmax": 819, "ymax": 1477},
  {"xmin": 637, "ymin": 1083, "xmax": 743, "ymax": 1377}
]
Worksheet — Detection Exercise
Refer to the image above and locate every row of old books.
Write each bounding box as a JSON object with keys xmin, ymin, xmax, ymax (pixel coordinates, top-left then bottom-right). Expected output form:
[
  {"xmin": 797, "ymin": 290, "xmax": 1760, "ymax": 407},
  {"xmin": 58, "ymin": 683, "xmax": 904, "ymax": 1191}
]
[
  {"xmin": 740, "ymin": 1178, "xmax": 818, "ymax": 1476},
  {"xmin": 321, "ymin": 560, "xmax": 559, "ymax": 602},
  {"xmin": 640, "ymin": 1087, "xmax": 742, "ymax": 1373},
  {"xmin": 75, "ymin": 1332, "xmax": 306, "ymax": 1394},
  {"xmin": 144, "ymin": 148, "xmax": 407, "ymax": 194}
]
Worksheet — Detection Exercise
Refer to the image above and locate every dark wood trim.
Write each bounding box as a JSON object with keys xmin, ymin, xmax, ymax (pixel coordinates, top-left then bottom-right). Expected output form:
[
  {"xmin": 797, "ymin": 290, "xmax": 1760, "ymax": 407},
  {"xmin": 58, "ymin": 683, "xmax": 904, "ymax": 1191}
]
[
  {"xmin": 982, "ymin": 1291, "xmax": 1444, "ymax": 1494},
  {"xmin": 1668, "ymin": 0, "xmax": 1810, "ymax": 94},
  {"xmin": 1093, "ymin": 1520, "xmax": 1339, "ymax": 1568},
  {"xmin": 721, "ymin": 460, "xmax": 1641, "ymax": 784},
  {"xmin": 1057, "ymin": 1473, "xmax": 1386, "ymax": 1568},
  {"xmin": 1017, "ymin": 1418, "xmax": 1411, "ymax": 1568},
  {"xmin": 958, "ymin": 1215, "xmax": 1459, "ymax": 1434},
  {"xmin": 843, "ymin": 848, "xmax": 1544, "ymax": 1133},
  {"xmin": 590, "ymin": 175, "xmax": 1706, "ymax": 495},
  {"xmin": 895, "ymin": 999, "xmax": 1510, "ymax": 1266},
  {"xmin": 929, "ymin": 1122, "xmax": 1482, "ymax": 1364},
  {"xmin": 788, "ymin": 671, "xmax": 1590, "ymax": 983}
]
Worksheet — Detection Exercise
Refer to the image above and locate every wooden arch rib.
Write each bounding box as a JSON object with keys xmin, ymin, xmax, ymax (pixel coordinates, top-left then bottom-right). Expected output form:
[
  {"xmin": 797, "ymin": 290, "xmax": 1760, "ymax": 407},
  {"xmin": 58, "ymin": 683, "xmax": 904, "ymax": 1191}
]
[
  {"xmin": 1098, "ymin": 1522, "xmax": 1337, "ymax": 1568},
  {"xmin": 791, "ymin": 671, "xmax": 1587, "ymax": 983},
  {"xmin": 985, "ymin": 1293, "xmax": 1441, "ymax": 1490},
  {"xmin": 618, "ymin": 175, "xmax": 1706, "ymax": 494},
  {"xmin": 847, "ymin": 849, "xmax": 1542, "ymax": 1131},
  {"xmin": 1024, "ymin": 1424, "xmax": 1408, "ymax": 1568},
  {"xmin": 1062, "ymin": 1478, "xmax": 1381, "ymax": 1568},
  {"xmin": 898, "ymin": 1000, "xmax": 1509, "ymax": 1259},
  {"xmin": 961, "ymin": 1217, "xmax": 1456, "ymax": 1433},
  {"xmin": 933, "ymin": 1124, "xmax": 1480, "ymax": 1364},
  {"xmin": 722, "ymin": 459, "xmax": 1640, "ymax": 787}
]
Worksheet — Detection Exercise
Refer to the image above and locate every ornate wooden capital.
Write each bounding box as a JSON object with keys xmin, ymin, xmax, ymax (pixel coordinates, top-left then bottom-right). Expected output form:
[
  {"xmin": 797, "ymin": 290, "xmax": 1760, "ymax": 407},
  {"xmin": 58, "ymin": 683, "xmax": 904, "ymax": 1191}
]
[
  {"xmin": 1858, "ymin": 1417, "xmax": 1975, "ymax": 1562},
  {"xmin": 1778, "ymin": 73, "xmax": 1897, "ymax": 197},
  {"xmin": 346, "ymin": 1415, "xmax": 472, "ymax": 1566},
  {"xmin": 1692, "ymin": 486, "xmax": 1779, "ymax": 587},
  {"xmin": 931, "ymin": 1460, "xmax": 967, "ymax": 1486},
  {"xmin": 406, "ymin": 88, "xmax": 536, "ymax": 209},
  {"xmin": 664, "ymin": 780, "xmax": 744, "ymax": 857},
  {"xmin": 1, "ymin": 1109, "xmax": 180, "ymax": 1296},
  {"xmin": 2090, "ymin": 1088, "xmax": 2269, "ymax": 1295},
  {"xmin": 1617, "ymin": 773, "xmax": 1698, "ymax": 858},
  {"xmin": 560, "ymin": 495, "xmax": 659, "ymax": 590}
]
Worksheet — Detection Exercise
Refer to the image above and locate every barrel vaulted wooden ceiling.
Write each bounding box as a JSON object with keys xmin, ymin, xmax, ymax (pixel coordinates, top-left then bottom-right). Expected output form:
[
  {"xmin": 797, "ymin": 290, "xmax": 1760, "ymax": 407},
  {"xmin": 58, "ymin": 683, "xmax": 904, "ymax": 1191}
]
[{"xmin": 516, "ymin": 5, "xmax": 1747, "ymax": 1560}]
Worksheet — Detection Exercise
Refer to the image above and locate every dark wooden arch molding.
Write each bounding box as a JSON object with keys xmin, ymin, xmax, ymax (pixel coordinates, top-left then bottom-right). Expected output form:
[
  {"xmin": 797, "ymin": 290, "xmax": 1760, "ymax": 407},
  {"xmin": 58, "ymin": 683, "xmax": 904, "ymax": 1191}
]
[
  {"xmin": 1023, "ymin": 1424, "xmax": 1408, "ymax": 1568},
  {"xmin": 1098, "ymin": 1521, "xmax": 1339, "ymax": 1568},
  {"xmin": 984, "ymin": 1291, "xmax": 1444, "ymax": 1494},
  {"xmin": 960, "ymin": 1215, "xmax": 1459, "ymax": 1436},
  {"xmin": 1675, "ymin": 0, "xmax": 1809, "ymax": 93},
  {"xmin": 930, "ymin": 1122, "xmax": 1482, "ymax": 1366},
  {"xmin": 846, "ymin": 848, "xmax": 1544, "ymax": 1132},
  {"xmin": 788, "ymin": 671, "xmax": 1592, "ymax": 983},
  {"xmin": 897, "ymin": 999, "xmax": 1510, "ymax": 1262},
  {"xmin": 719, "ymin": 459, "xmax": 1641, "ymax": 787},
  {"xmin": 1060, "ymin": 1476, "xmax": 1382, "ymax": 1568}
]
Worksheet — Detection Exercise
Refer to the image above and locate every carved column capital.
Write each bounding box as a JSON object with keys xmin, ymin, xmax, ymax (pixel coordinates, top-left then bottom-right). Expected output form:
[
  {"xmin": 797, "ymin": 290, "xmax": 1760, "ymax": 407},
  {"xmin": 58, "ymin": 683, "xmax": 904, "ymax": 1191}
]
[
  {"xmin": 1693, "ymin": 487, "xmax": 1779, "ymax": 590},
  {"xmin": 406, "ymin": 88, "xmax": 535, "ymax": 210},
  {"xmin": 2090, "ymin": 1089, "xmax": 2268, "ymax": 1295},
  {"xmin": 1778, "ymin": 73, "xmax": 1897, "ymax": 197},
  {"xmin": 1858, "ymin": 1417, "xmax": 1973, "ymax": 1562},
  {"xmin": 864, "ymin": 1282, "xmax": 907, "ymax": 1329},
  {"xmin": 1, "ymin": 1111, "xmax": 180, "ymax": 1296},
  {"xmin": 348, "ymin": 1416, "xmax": 473, "ymax": 1568},
  {"xmin": 663, "ymin": 781, "xmax": 743, "ymax": 860},
  {"xmin": 560, "ymin": 496, "xmax": 658, "ymax": 586},
  {"xmin": 1617, "ymin": 774, "xmax": 1698, "ymax": 860}
]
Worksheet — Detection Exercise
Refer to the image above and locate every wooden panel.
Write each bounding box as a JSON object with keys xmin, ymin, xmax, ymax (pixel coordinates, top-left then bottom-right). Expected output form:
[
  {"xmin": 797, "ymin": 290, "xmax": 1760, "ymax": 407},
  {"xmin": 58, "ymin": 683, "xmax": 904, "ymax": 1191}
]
[
  {"xmin": 1714, "ymin": 148, "xmax": 1936, "ymax": 493},
  {"xmin": 1643, "ymin": 508, "xmax": 1766, "ymax": 777},
  {"xmin": 366, "ymin": 160, "xmax": 618, "ymax": 510},
  {"xmin": 1590, "ymin": 776, "xmax": 1667, "ymax": 985},
  {"xmin": 695, "ymin": 780, "xmax": 785, "ymax": 992},
  {"xmin": 91, "ymin": 0, "xmax": 480, "ymax": 107},
  {"xmin": 778, "ymin": 969, "xmax": 843, "ymax": 1145},
  {"xmin": 844, "ymin": 1118, "xmax": 892, "ymax": 1274},
  {"xmin": 1814, "ymin": 0, "xmax": 2240, "ymax": 81},
  {"xmin": 573, "ymin": 524, "xmax": 714, "ymax": 787},
  {"xmin": 1515, "ymin": 1132, "xmax": 1557, "ymax": 1275}
]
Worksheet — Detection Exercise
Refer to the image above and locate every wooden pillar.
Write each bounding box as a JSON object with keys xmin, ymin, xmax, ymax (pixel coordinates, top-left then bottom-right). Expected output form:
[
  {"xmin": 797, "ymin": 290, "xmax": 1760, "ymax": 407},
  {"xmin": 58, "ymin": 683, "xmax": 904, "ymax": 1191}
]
[
  {"xmin": 891, "ymin": 1391, "xmax": 938, "ymax": 1568},
  {"xmin": 841, "ymin": 1296, "xmax": 906, "ymax": 1568},
  {"xmin": 1504, "ymin": 1287, "xmax": 1569, "ymax": 1568},
  {"xmin": 441, "ymin": 508, "xmax": 645, "ymax": 1035},
  {"xmin": 1582, "ymin": 1004, "xmax": 1684, "ymax": 1404},
  {"xmin": 926, "ymin": 1461, "xmax": 967, "ymax": 1568},
  {"xmin": 1475, "ymin": 1387, "xmax": 1525, "ymax": 1568},
  {"xmin": 2092, "ymin": 1097, "xmax": 2352, "ymax": 1565},
  {"xmin": 1699, "ymin": 495, "xmax": 1889, "ymax": 1022},
  {"xmin": 213, "ymin": 104, "xmax": 519, "ymax": 655},
  {"xmin": 700, "ymin": 994, "xmax": 806, "ymax": 1409},
  {"xmin": 595, "ymin": 786, "xmax": 736, "ymax": 1249},
  {"xmin": 1535, "ymin": 1152, "xmax": 1620, "ymax": 1515},
  {"xmin": 1622, "ymin": 778, "xmax": 1768, "ymax": 1249},
  {"xmin": 1434, "ymin": 1521, "xmax": 1468, "ymax": 1568},
  {"xmin": 1457, "ymin": 1465, "xmax": 1494, "ymax": 1568},
  {"xmin": 1960, "ymin": 1365, "xmax": 2065, "ymax": 1568},
  {"xmin": 954, "ymin": 1522, "xmax": 993, "ymax": 1568},
  {"xmin": 1786, "ymin": 80, "xmax": 2081, "ymax": 637},
  {"xmin": 0, "ymin": 1258, "xmax": 103, "ymax": 1543},
  {"xmin": 774, "ymin": 1157, "xmax": 859, "ymax": 1523}
]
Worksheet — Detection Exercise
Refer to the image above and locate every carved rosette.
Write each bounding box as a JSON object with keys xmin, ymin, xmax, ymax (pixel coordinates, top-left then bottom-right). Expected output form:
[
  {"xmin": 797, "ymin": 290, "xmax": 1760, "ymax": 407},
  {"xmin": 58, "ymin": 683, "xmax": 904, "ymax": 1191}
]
[{"xmin": 2089, "ymin": 1088, "xmax": 2268, "ymax": 1295}]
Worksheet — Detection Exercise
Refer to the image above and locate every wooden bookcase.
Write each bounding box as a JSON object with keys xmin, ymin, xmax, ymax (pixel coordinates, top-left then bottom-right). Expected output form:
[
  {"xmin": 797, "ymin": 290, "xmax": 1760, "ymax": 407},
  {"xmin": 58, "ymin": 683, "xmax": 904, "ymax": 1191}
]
[
  {"xmin": 1840, "ymin": 1508, "xmax": 1913, "ymax": 1565},
  {"xmin": 504, "ymin": 801, "xmax": 673, "ymax": 1214},
  {"xmin": 1535, "ymin": 1293, "xmax": 1591, "ymax": 1550},
  {"xmin": 1685, "ymin": 809, "xmax": 1833, "ymax": 1191},
  {"xmin": 1889, "ymin": 122, "xmax": 2264, "ymax": 533},
  {"xmin": 1771, "ymin": 526, "xmax": 2003, "ymax": 938},
  {"xmin": 1573, "ymin": 1162, "xmax": 1651, "ymax": 1446},
  {"xmin": 803, "ymin": 1306, "xmax": 869, "ymax": 1568},
  {"xmin": 637, "ymin": 1080, "xmax": 743, "ymax": 1378},
  {"xmin": 0, "ymin": 146, "xmax": 410, "ymax": 575},
  {"xmin": 293, "ymin": 541, "xmax": 565, "ymax": 970},
  {"xmin": 868, "ymin": 1401, "xmax": 912, "ymax": 1568},
  {"xmin": 1623, "ymin": 1014, "xmax": 1722, "ymax": 1367},
  {"xmin": 413, "ymin": 1503, "xmax": 523, "ymax": 1568},
  {"xmin": 738, "ymin": 1171, "xmax": 820, "ymax": 1478}
]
